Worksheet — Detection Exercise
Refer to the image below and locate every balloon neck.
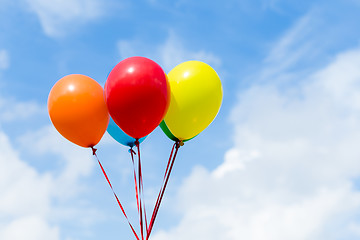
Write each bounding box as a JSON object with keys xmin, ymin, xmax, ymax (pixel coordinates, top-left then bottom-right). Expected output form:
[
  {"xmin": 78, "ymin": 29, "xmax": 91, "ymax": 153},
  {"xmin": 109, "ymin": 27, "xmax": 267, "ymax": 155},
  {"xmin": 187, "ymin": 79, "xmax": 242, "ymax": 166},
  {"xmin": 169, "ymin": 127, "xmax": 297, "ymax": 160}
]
[
  {"xmin": 91, "ymin": 146, "xmax": 97, "ymax": 155},
  {"xmin": 135, "ymin": 139, "xmax": 140, "ymax": 146},
  {"xmin": 177, "ymin": 140, "xmax": 184, "ymax": 147},
  {"xmin": 128, "ymin": 148, "xmax": 136, "ymax": 155}
]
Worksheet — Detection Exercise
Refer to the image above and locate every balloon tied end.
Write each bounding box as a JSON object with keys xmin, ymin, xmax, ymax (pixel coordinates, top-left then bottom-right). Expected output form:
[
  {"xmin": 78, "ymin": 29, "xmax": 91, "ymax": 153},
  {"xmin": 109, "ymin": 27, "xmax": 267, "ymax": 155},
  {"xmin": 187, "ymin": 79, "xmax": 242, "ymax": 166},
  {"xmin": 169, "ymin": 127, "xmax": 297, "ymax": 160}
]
[
  {"xmin": 177, "ymin": 140, "xmax": 184, "ymax": 147},
  {"xmin": 91, "ymin": 146, "xmax": 97, "ymax": 156},
  {"xmin": 128, "ymin": 148, "xmax": 136, "ymax": 155}
]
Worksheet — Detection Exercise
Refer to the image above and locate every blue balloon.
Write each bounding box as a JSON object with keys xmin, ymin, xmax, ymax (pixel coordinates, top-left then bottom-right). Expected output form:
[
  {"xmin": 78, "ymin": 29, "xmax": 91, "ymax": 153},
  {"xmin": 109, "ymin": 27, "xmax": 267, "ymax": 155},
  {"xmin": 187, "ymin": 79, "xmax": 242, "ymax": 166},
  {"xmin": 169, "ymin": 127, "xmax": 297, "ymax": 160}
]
[{"xmin": 107, "ymin": 117, "xmax": 146, "ymax": 147}]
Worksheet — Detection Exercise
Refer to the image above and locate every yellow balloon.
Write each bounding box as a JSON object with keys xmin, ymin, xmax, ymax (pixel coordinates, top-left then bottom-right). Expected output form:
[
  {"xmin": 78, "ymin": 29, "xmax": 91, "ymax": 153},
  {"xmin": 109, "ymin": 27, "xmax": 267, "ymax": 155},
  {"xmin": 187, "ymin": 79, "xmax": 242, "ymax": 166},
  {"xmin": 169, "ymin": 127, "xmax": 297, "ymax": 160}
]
[{"xmin": 164, "ymin": 61, "xmax": 223, "ymax": 140}]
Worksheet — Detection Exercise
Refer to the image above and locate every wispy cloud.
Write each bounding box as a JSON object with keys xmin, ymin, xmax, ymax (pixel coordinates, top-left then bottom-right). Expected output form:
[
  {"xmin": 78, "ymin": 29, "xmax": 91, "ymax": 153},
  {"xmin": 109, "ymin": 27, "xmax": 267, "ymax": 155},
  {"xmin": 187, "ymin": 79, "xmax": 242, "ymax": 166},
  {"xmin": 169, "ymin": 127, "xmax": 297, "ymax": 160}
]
[
  {"xmin": 24, "ymin": 0, "xmax": 107, "ymax": 37},
  {"xmin": 0, "ymin": 131, "xmax": 59, "ymax": 239},
  {"xmin": 0, "ymin": 216, "xmax": 59, "ymax": 240},
  {"xmin": 117, "ymin": 31, "xmax": 221, "ymax": 72},
  {"xmin": 258, "ymin": 11, "xmax": 328, "ymax": 85},
  {"xmin": 0, "ymin": 96, "xmax": 100, "ymax": 239},
  {"xmin": 0, "ymin": 49, "xmax": 9, "ymax": 70},
  {"xmin": 0, "ymin": 98, "xmax": 44, "ymax": 123}
]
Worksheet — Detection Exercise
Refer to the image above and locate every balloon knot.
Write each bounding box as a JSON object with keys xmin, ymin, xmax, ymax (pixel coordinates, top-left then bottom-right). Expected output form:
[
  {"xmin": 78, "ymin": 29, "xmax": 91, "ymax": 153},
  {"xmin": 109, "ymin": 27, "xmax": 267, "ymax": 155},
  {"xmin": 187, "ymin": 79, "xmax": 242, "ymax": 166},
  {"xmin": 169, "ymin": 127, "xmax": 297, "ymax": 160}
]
[
  {"xmin": 176, "ymin": 140, "xmax": 184, "ymax": 148},
  {"xmin": 91, "ymin": 147, "xmax": 97, "ymax": 155},
  {"xmin": 135, "ymin": 139, "xmax": 140, "ymax": 146},
  {"xmin": 129, "ymin": 148, "xmax": 136, "ymax": 155}
]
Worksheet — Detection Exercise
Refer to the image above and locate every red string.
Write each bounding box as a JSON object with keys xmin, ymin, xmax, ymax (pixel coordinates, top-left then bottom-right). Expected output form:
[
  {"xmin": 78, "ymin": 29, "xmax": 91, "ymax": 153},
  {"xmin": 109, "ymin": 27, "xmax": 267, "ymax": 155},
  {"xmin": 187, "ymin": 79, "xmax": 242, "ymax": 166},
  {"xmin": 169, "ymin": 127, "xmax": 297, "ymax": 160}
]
[
  {"xmin": 147, "ymin": 142, "xmax": 176, "ymax": 235},
  {"xmin": 135, "ymin": 140, "xmax": 148, "ymax": 240},
  {"xmin": 146, "ymin": 141, "xmax": 181, "ymax": 239},
  {"xmin": 139, "ymin": 158, "xmax": 148, "ymax": 234},
  {"xmin": 91, "ymin": 140, "xmax": 181, "ymax": 240},
  {"xmin": 92, "ymin": 147, "xmax": 140, "ymax": 240},
  {"xmin": 130, "ymin": 148, "xmax": 141, "ymax": 224},
  {"xmin": 140, "ymin": 153, "xmax": 149, "ymax": 235},
  {"xmin": 163, "ymin": 143, "xmax": 176, "ymax": 181}
]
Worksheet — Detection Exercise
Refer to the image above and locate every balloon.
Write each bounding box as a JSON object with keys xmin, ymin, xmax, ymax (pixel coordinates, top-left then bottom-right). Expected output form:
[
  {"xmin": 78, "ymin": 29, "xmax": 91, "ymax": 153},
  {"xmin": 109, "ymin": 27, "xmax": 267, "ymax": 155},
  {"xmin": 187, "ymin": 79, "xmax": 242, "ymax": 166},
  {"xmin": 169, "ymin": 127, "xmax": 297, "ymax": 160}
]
[
  {"xmin": 164, "ymin": 61, "xmax": 223, "ymax": 140},
  {"xmin": 108, "ymin": 117, "xmax": 146, "ymax": 147},
  {"xmin": 159, "ymin": 120, "xmax": 178, "ymax": 142},
  {"xmin": 159, "ymin": 120, "xmax": 193, "ymax": 143},
  {"xmin": 105, "ymin": 56, "xmax": 170, "ymax": 139},
  {"xmin": 48, "ymin": 74, "xmax": 109, "ymax": 148}
]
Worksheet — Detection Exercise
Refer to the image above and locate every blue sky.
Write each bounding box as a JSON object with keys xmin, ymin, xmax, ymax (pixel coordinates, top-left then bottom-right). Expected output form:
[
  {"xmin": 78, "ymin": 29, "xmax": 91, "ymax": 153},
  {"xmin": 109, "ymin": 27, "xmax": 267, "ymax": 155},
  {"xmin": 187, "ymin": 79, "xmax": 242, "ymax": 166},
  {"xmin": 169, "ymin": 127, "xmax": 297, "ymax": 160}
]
[{"xmin": 1, "ymin": 0, "xmax": 360, "ymax": 239}]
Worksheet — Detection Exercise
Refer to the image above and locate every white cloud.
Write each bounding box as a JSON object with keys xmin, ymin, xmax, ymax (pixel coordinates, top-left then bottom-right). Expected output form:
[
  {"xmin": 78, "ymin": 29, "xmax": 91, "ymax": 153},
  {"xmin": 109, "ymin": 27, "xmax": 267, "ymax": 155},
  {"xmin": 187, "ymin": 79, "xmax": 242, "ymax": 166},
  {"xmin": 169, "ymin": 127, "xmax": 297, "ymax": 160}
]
[
  {"xmin": 18, "ymin": 125, "xmax": 94, "ymax": 198},
  {"xmin": 0, "ymin": 216, "xmax": 59, "ymax": 240},
  {"xmin": 0, "ymin": 131, "xmax": 60, "ymax": 238},
  {"xmin": 0, "ymin": 96, "xmax": 99, "ymax": 239},
  {"xmin": 0, "ymin": 132, "xmax": 54, "ymax": 217},
  {"xmin": 0, "ymin": 49, "xmax": 9, "ymax": 70},
  {"xmin": 0, "ymin": 98, "xmax": 44, "ymax": 122},
  {"xmin": 118, "ymin": 31, "xmax": 221, "ymax": 72},
  {"xmin": 25, "ymin": 0, "xmax": 106, "ymax": 37},
  {"xmin": 151, "ymin": 14, "xmax": 360, "ymax": 240},
  {"xmin": 213, "ymin": 148, "xmax": 260, "ymax": 178},
  {"xmin": 259, "ymin": 12, "xmax": 328, "ymax": 85}
]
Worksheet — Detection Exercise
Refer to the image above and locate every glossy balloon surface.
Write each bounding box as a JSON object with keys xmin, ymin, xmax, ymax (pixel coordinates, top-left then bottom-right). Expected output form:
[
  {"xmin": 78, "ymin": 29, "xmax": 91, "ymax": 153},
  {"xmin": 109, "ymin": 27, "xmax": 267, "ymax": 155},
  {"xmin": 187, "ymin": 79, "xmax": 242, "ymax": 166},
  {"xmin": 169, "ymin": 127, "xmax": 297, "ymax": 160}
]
[
  {"xmin": 164, "ymin": 61, "xmax": 223, "ymax": 140},
  {"xmin": 105, "ymin": 57, "xmax": 170, "ymax": 139},
  {"xmin": 48, "ymin": 74, "xmax": 109, "ymax": 148}
]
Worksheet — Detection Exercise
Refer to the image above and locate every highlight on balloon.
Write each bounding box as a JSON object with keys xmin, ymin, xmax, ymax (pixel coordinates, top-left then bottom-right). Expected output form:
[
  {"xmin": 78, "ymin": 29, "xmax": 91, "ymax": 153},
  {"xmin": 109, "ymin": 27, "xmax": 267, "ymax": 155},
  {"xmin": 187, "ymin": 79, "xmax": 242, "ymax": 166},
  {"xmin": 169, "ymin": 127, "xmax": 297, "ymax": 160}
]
[{"xmin": 47, "ymin": 56, "xmax": 223, "ymax": 239}]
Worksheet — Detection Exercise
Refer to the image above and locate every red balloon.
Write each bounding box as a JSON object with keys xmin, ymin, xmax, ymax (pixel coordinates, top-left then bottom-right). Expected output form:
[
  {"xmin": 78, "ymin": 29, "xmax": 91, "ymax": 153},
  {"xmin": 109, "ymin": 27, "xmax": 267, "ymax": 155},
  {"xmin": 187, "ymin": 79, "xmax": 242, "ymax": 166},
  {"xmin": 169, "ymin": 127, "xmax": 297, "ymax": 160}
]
[{"xmin": 105, "ymin": 57, "xmax": 170, "ymax": 139}]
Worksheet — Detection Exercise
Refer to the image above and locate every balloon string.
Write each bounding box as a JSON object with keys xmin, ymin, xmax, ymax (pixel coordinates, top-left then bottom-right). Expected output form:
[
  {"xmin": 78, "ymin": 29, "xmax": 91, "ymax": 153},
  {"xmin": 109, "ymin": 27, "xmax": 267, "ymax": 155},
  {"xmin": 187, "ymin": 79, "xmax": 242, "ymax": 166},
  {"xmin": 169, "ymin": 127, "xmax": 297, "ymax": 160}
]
[
  {"xmin": 163, "ymin": 143, "xmax": 176, "ymax": 181},
  {"xmin": 140, "ymin": 156, "xmax": 149, "ymax": 236},
  {"xmin": 146, "ymin": 141, "xmax": 181, "ymax": 239},
  {"xmin": 130, "ymin": 148, "xmax": 141, "ymax": 225},
  {"xmin": 146, "ymin": 142, "xmax": 176, "ymax": 235},
  {"xmin": 91, "ymin": 147, "xmax": 140, "ymax": 240},
  {"xmin": 135, "ymin": 140, "xmax": 148, "ymax": 240}
]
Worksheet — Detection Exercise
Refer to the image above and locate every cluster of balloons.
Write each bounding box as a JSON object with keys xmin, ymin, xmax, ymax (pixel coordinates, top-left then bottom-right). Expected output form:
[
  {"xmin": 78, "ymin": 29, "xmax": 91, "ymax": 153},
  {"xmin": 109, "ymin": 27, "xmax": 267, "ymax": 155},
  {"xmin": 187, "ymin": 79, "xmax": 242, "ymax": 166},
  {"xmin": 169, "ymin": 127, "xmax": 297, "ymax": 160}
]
[
  {"xmin": 48, "ymin": 56, "xmax": 223, "ymax": 239},
  {"xmin": 48, "ymin": 56, "xmax": 223, "ymax": 148}
]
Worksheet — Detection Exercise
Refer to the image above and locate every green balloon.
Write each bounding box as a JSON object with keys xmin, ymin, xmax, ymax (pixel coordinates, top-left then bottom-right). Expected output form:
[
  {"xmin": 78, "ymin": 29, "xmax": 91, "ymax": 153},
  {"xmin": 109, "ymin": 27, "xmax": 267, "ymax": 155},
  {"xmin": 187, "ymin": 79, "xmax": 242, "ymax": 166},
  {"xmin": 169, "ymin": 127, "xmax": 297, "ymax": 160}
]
[{"xmin": 159, "ymin": 120, "xmax": 195, "ymax": 143}]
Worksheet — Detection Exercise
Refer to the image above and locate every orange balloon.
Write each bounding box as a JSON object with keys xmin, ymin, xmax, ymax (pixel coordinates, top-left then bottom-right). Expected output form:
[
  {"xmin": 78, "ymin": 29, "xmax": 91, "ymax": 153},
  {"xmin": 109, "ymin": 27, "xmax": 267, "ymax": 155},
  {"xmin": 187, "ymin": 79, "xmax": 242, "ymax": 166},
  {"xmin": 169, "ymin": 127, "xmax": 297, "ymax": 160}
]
[{"xmin": 48, "ymin": 74, "xmax": 109, "ymax": 148}]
